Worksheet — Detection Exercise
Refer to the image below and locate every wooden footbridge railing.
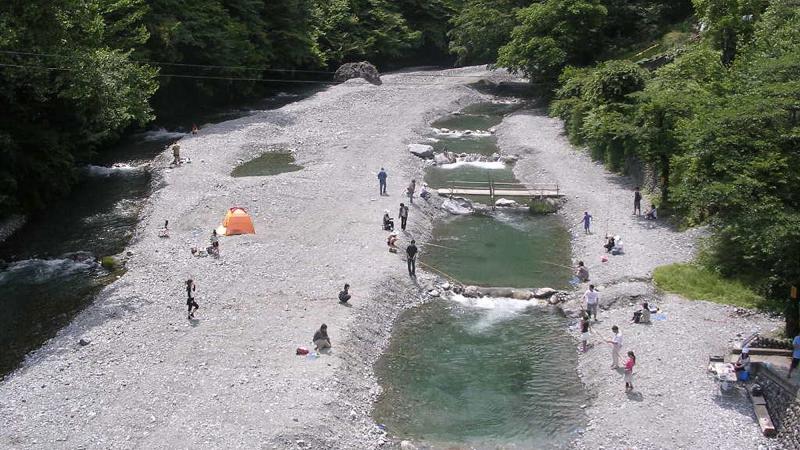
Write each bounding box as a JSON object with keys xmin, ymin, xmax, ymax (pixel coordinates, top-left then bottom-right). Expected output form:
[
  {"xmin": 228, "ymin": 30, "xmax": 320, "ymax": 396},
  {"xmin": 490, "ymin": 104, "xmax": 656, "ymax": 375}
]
[{"xmin": 436, "ymin": 180, "xmax": 561, "ymax": 209}]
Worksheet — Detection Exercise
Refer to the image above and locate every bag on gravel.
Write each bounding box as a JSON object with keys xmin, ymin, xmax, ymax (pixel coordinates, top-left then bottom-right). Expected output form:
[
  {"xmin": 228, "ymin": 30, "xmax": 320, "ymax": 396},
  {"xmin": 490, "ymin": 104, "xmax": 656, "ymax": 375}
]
[{"xmin": 296, "ymin": 347, "xmax": 309, "ymax": 355}]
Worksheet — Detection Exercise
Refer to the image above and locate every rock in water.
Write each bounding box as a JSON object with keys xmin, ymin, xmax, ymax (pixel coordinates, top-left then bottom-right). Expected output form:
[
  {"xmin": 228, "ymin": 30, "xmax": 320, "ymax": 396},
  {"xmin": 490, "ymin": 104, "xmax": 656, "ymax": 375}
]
[
  {"xmin": 408, "ymin": 144, "xmax": 434, "ymax": 159},
  {"xmin": 442, "ymin": 198, "xmax": 473, "ymax": 215},
  {"xmin": 400, "ymin": 441, "xmax": 417, "ymax": 450},
  {"xmin": 495, "ymin": 198, "xmax": 520, "ymax": 208},
  {"xmin": 534, "ymin": 287, "xmax": 558, "ymax": 299},
  {"xmin": 334, "ymin": 61, "xmax": 382, "ymax": 85}
]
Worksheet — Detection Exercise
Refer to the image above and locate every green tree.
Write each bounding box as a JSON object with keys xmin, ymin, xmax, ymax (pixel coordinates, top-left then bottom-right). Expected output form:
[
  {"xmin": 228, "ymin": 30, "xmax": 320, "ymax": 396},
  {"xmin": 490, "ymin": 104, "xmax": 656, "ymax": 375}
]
[
  {"xmin": 0, "ymin": 0, "xmax": 157, "ymax": 214},
  {"xmin": 448, "ymin": 0, "xmax": 530, "ymax": 65},
  {"xmin": 496, "ymin": 0, "xmax": 607, "ymax": 85}
]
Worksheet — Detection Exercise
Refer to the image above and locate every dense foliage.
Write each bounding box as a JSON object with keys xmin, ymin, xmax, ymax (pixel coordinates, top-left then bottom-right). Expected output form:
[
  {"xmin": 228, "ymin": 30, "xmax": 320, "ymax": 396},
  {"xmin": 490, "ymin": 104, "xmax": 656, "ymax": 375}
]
[
  {"xmin": 548, "ymin": 0, "xmax": 800, "ymax": 315},
  {"xmin": 0, "ymin": 0, "xmax": 157, "ymax": 214},
  {"xmin": 2, "ymin": 0, "xmax": 797, "ymax": 317},
  {"xmin": 0, "ymin": 0, "xmax": 460, "ymax": 216}
]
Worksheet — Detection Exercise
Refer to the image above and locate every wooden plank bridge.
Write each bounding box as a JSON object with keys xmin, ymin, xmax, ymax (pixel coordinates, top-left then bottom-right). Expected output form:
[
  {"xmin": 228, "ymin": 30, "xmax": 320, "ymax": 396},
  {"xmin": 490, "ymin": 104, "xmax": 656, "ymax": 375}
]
[{"xmin": 436, "ymin": 180, "xmax": 561, "ymax": 203}]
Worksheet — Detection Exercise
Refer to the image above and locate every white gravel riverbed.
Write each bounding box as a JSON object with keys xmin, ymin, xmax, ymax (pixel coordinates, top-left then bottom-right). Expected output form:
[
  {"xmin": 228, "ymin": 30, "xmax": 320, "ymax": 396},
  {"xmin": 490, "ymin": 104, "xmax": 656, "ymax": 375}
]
[
  {"xmin": 0, "ymin": 66, "xmax": 499, "ymax": 450},
  {"xmin": 499, "ymin": 109, "xmax": 783, "ymax": 450}
]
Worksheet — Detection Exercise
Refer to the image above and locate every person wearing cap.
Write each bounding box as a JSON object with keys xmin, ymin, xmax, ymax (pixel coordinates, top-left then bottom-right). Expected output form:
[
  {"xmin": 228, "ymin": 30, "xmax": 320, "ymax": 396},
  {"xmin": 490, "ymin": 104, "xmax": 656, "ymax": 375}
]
[
  {"xmin": 734, "ymin": 348, "xmax": 751, "ymax": 373},
  {"xmin": 313, "ymin": 324, "xmax": 331, "ymax": 351},
  {"xmin": 420, "ymin": 182, "xmax": 431, "ymax": 200},
  {"xmin": 338, "ymin": 284, "xmax": 351, "ymax": 304},
  {"xmin": 387, "ymin": 231, "xmax": 398, "ymax": 253},
  {"xmin": 382, "ymin": 210, "xmax": 394, "ymax": 231}
]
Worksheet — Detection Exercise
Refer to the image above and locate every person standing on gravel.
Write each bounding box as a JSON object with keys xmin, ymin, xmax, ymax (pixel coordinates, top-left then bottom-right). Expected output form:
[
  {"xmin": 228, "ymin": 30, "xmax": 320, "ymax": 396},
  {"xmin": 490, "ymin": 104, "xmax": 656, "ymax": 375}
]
[
  {"xmin": 633, "ymin": 187, "xmax": 642, "ymax": 216},
  {"xmin": 583, "ymin": 285, "xmax": 599, "ymax": 320},
  {"xmin": 624, "ymin": 351, "xmax": 636, "ymax": 392},
  {"xmin": 406, "ymin": 240, "xmax": 418, "ymax": 277},
  {"xmin": 171, "ymin": 141, "xmax": 181, "ymax": 166},
  {"xmin": 186, "ymin": 278, "xmax": 199, "ymax": 319},
  {"xmin": 581, "ymin": 211, "xmax": 592, "ymax": 234},
  {"xmin": 789, "ymin": 333, "xmax": 800, "ymax": 378},
  {"xmin": 378, "ymin": 168, "xmax": 388, "ymax": 196},
  {"xmin": 407, "ymin": 179, "xmax": 416, "ymax": 204},
  {"xmin": 607, "ymin": 325, "xmax": 623, "ymax": 369},
  {"xmin": 399, "ymin": 203, "xmax": 409, "ymax": 231},
  {"xmin": 580, "ymin": 313, "xmax": 591, "ymax": 352}
]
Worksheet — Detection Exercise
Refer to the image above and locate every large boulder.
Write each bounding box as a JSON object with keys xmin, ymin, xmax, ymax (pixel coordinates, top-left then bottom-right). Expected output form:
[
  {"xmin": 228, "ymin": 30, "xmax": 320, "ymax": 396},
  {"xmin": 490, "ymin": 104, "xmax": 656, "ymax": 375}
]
[
  {"xmin": 408, "ymin": 144, "xmax": 434, "ymax": 159},
  {"xmin": 442, "ymin": 198, "xmax": 473, "ymax": 215},
  {"xmin": 434, "ymin": 152, "xmax": 454, "ymax": 165},
  {"xmin": 334, "ymin": 62, "xmax": 382, "ymax": 85}
]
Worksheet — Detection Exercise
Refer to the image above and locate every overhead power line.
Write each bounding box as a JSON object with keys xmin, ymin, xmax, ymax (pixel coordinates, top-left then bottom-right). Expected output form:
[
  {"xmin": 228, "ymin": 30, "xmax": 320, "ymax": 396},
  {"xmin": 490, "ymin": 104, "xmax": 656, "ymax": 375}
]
[{"xmin": 0, "ymin": 49, "xmax": 497, "ymax": 79}]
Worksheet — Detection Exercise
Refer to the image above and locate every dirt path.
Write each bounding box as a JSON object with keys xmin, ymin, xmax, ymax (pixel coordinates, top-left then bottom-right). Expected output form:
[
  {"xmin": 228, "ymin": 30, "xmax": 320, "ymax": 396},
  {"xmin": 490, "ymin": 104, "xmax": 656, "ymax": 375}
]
[
  {"xmin": 0, "ymin": 67, "xmax": 494, "ymax": 449},
  {"xmin": 498, "ymin": 109, "xmax": 782, "ymax": 449}
]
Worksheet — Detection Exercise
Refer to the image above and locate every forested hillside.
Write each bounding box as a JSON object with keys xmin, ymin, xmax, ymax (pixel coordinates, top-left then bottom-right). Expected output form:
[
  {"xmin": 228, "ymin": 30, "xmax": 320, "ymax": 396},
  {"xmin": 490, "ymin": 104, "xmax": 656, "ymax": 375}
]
[{"xmin": 1, "ymin": 0, "xmax": 797, "ymax": 308}]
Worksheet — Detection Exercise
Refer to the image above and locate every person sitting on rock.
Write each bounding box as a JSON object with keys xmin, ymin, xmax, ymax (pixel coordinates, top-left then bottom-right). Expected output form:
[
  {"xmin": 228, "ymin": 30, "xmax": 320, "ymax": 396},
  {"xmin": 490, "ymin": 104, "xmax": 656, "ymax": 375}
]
[
  {"xmin": 313, "ymin": 324, "xmax": 331, "ymax": 351},
  {"xmin": 383, "ymin": 210, "xmax": 394, "ymax": 231},
  {"xmin": 387, "ymin": 231, "xmax": 398, "ymax": 253},
  {"xmin": 645, "ymin": 204, "xmax": 658, "ymax": 220},
  {"xmin": 420, "ymin": 182, "xmax": 431, "ymax": 200},
  {"xmin": 338, "ymin": 283, "xmax": 351, "ymax": 304},
  {"xmin": 575, "ymin": 261, "xmax": 589, "ymax": 282},
  {"xmin": 632, "ymin": 302, "xmax": 651, "ymax": 324},
  {"xmin": 734, "ymin": 347, "xmax": 751, "ymax": 373},
  {"xmin": 604, "ymin": 235, "xmax": 615, "ymax": 253}
]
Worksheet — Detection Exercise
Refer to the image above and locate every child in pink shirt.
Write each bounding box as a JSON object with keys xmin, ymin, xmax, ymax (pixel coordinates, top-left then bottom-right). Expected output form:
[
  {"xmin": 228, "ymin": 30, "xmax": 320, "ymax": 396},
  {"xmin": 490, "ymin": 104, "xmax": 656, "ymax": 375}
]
[{"xmin": 624, "ymin": 351, "xmax": 636, "ymax": 392}]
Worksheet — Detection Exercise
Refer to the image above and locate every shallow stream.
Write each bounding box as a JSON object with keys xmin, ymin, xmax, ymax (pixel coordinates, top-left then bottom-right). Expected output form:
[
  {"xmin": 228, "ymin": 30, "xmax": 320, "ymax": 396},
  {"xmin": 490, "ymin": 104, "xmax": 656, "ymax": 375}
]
[
  {"xmin": 374, "ymin": 99, "xmax": 586, "ymax": 448},
  {"xmin": 0, "ymin": 88, "xmax": 314, "ymax": 376}
]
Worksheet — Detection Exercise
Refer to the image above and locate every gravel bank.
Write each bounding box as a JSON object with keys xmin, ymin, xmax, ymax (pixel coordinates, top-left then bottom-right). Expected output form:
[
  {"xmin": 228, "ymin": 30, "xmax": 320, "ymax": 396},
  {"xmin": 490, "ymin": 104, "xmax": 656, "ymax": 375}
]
[
  {"xmin": 498, "ymin": 109, "xmax": 783, "ymax": 449},
  {"xmin": 0, "ymin": 66, "xmax": 497, "ymax": 449}
]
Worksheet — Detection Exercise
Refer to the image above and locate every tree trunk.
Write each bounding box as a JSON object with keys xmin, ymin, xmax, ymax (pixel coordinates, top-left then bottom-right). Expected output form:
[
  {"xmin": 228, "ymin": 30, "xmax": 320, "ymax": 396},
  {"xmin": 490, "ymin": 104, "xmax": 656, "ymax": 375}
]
[
  {"xmin": 659, "ymin": 154, "xmax": 670, "ymax": 205},
  {"xmin": 786, "ymin": 298, "xmax": 799, "ymax": 338}
]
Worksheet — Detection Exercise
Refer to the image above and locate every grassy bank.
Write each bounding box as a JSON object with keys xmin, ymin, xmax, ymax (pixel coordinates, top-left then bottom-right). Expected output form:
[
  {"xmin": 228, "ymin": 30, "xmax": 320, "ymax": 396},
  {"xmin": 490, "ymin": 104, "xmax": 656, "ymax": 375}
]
[{"xmin": 653, "ymin": 263, "xmax": 767, "ymax": 309}]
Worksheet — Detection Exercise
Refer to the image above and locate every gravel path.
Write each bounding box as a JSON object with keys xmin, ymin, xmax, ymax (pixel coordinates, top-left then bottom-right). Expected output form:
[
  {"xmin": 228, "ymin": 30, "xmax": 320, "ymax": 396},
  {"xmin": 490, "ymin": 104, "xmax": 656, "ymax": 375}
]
[
  {"xmin": 0, "ymin": 67, "xmax": 496, "ymax": 449},
  {"xmin": 499, "ymin": 109, "xmax": 783, "ymax": 449}
]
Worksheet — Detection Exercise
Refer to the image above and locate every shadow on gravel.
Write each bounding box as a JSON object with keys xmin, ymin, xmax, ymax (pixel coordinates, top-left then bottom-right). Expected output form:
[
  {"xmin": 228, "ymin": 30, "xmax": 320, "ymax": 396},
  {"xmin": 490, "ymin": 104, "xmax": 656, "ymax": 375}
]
[
  {"xmin": 712, "ymin": 387, "xmax": 756, "ymax": 418},
  {"xmin": 626, "ymin": 391, "xmax": 644, "ymax": 402}
]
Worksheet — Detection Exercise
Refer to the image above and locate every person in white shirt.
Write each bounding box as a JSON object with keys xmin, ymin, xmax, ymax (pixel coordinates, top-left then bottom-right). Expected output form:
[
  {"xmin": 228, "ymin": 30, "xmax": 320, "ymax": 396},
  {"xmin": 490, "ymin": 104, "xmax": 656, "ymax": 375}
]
[
  {"xmin": 583, "ymin": 284, "xmax": 599, "ymax": 321},
  {"xmin": 607, "ymin": 325, "xmax": 623, "ymax": 368}
]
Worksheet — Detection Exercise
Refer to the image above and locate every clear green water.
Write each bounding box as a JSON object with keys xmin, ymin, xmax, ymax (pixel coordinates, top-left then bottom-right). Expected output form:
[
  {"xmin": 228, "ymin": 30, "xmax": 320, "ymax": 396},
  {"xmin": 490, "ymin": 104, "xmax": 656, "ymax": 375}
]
[
  {"xmin": 374, "ymin": 298, "xmax": 587, "ymax": 449},
  {"xmin": 423, "ymin": 213, "xmax": 572, "ymax": 289},
  {"xmin": 431, "ymin": 101, "xmax": 525, "ymax": 131},
  {"xmin": 430, "ymin": 136, "xmax": 500, "ymax": 156},
  {"xmin": 231, "ymin": 152, "xmax": 302, "ymax": 177},
  {"xmin": 375, "ymin": 98, "xmax": 585, "ymax": 448},
  {"xmin": 424, "ymin": 162, "xmax": 517, "ymax": 189}
]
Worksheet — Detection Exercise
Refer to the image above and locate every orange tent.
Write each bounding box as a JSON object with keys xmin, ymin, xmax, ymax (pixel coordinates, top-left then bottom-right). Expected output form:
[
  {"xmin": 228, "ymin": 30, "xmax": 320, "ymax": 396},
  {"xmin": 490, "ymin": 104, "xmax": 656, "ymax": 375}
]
[{"xmin": 217, "ymin": 207, "xmax": 255, "ymax": 236}]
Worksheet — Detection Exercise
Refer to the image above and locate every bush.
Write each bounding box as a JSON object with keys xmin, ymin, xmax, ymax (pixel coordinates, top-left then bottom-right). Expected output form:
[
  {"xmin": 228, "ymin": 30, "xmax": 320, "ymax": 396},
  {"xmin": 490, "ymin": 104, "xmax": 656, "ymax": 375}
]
[{"xmin": 653, "ymin": 263, "xmax": 767, "ymax": 309}]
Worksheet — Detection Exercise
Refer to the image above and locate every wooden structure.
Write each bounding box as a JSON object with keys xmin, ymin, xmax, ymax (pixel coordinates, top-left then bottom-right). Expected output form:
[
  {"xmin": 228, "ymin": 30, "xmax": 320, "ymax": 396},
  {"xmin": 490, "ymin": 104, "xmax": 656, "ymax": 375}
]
[{"xmin": 436, "ymin": 180, "xmax": 561, "ymax": 207}]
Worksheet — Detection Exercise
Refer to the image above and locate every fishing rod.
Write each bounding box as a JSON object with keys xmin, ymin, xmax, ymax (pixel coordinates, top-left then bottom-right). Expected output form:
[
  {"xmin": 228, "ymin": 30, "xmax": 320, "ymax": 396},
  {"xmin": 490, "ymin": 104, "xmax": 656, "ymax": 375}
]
[
  {"xmin": 419, "ymin": 241, "xmax": 457, "ymax": 251},
  {"xmin": 540, "ymin": 261, "xmax": 576, "ymax": 270},
  {"xmin": 416, "ymin": 260, "xmax": 465, "ymax": 286}
]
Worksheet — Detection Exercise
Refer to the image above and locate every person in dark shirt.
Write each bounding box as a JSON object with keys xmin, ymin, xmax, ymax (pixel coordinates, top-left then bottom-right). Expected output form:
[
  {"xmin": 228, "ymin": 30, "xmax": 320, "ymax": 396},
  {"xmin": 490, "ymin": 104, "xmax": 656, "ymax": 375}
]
[
  {"xmin": 406, "ymin": 240, "xmax": 418, "ymax": 277},
  {"xmin": 338, "ymin": 283, "xmax": 351, "ymax": 304},
  {"xmin": 313, "ymin": 324, "xmax": 331, "ymax": 350},
  {"xmin": 399, "ymin": 203, "xmax": 409, "ymax": 231},
  {"xmin": 377, "ymin": 168, "xmax": 388, "ymax": 196},
  {"xmin": 633, "ymin": 187, "xmax": 642, "ymax": 216},
  {"xmin": 383, "ymin": 210, "xmax": 394, "ymax": 231},
  {"xmin": 186, "ymin": 278, "xmax": 198, "ymax": 319}
]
